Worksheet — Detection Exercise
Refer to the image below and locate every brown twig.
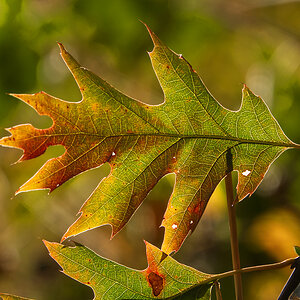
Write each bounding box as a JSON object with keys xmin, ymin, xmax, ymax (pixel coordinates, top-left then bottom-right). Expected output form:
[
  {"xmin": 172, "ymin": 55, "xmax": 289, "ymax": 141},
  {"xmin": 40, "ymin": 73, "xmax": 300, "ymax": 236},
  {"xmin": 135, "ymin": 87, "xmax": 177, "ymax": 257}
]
[{"xmin": 225, "ymin": 171, "xmax": 243, "ymax": 300}]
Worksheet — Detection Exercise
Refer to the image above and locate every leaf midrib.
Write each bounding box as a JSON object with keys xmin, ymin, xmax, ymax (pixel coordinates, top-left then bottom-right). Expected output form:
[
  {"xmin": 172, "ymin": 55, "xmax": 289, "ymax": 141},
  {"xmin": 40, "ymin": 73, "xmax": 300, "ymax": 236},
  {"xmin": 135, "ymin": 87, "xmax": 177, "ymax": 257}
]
[{"xmin": 15, "ymin": 132, "xmax": 298, "ymax": 149}]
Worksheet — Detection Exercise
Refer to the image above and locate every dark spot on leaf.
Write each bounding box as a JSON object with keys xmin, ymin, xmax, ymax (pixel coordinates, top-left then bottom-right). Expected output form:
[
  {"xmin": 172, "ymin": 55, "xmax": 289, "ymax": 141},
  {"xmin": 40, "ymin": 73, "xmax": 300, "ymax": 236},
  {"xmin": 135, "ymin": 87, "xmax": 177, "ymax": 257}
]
[
  {"xmin": 194, "ymin": 203, "xmax": 200, "ymax": 214},
  {"xmin": 166, "ymin": 65, "xmax": 170, "ymax": 69},
  {"xmin": 147, "ymin": 272, "xmax": 164, "ymax": 296}
]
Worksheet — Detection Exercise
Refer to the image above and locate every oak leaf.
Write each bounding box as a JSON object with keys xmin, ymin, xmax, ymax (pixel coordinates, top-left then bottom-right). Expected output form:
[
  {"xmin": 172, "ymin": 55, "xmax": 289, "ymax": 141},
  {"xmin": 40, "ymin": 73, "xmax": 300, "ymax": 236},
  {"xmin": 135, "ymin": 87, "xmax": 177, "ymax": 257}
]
[
  {"xmin": 43, "ymin": 240, "xmax": 213, "ymax": 299},
  {"xmin": 1, "ymin": 25, "xmax": 298, "ymax": 254}
]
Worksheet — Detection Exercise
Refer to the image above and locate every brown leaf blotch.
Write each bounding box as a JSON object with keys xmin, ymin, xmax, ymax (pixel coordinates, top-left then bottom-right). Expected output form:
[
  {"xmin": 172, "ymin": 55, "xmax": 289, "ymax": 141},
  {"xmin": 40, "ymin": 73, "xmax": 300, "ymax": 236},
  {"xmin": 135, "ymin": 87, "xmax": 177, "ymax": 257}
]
[
  {"xmin": 147, "ymin": 272, "xmax": 164, "ymax": 297},
  {"xmin": 194, "ymin": 203, "xmax": 201, "ymax": 214}
]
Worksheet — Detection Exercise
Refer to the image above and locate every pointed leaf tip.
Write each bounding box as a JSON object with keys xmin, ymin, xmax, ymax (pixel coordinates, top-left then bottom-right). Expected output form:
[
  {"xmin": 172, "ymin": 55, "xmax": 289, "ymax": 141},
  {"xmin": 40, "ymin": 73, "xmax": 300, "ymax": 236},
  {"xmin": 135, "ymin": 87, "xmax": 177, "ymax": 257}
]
[
  {"xmin": 138, "ymin": 19, "xmax": 147, "ymax": 27},
  {"xmin": 57, "ymin": 42, "xmax": 66, "ymax": 53},
  {"xmin": 43, "ymin": 239, "xmax": 56, "ymax": 254},
  {"xmin": 142, "ymin": 22, "xmax": 161, "ymax": 47},
  {"xmin": 242, "ymin": 84, "xmax": 251, "ymax": 95},
  {"xmin": 42, "ymin": 239, "xmax": 49, "ymax": 248},
  {"xmin": 140, "ymin": 20, "xmax": 152, "ymax": 33},
  {"xmin": 7, "ymin": 92, "xmax": 18, "ymax": 97},
  {"xmin": 8, "ymin": 93, "xmax": 28, "ymax": 101}
]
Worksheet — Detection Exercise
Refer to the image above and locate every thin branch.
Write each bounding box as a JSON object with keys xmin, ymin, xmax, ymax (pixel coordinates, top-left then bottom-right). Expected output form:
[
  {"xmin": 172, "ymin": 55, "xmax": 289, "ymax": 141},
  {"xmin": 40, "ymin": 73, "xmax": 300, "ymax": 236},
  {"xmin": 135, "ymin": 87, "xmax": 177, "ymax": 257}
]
[
  {"xmin": 200, "ymin": 257, "xmax": 297, "ymax": 285},
  {"xmin": 225, "ymin": 170, "xmax": 243, "ymax": 300}
]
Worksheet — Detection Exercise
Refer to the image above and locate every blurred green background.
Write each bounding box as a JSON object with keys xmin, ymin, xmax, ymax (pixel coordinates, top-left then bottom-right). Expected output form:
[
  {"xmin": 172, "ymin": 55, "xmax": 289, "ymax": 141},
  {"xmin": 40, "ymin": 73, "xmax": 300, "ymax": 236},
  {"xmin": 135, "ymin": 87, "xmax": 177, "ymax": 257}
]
[{"xmin": 0, "ymin": 0, "xmax": 299, "ymax": 299}]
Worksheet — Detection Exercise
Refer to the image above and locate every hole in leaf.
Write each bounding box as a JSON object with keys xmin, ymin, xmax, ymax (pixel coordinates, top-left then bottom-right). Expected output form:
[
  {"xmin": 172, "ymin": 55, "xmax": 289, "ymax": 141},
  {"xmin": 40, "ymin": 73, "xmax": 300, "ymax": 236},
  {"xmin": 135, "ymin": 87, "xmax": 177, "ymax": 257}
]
[{"xmin": 242, "ymin": 170, "xmax": 251, "ymax": 176}]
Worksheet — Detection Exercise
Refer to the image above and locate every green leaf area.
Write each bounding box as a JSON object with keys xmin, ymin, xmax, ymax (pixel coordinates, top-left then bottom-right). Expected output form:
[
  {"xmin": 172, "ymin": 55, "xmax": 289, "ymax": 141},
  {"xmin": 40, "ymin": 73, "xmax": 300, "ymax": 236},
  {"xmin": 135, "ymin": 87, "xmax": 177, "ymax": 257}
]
[
  {"xmin": 0, "ymin": 294, "xmax": 34, "ymax": 300},
  {"xmin": 43, "ymin": 240, "xmax": 213, "ymax": 300},
  {"xmin": 0, "ymin": 25, "xmax": 298, "ymax": 254}
]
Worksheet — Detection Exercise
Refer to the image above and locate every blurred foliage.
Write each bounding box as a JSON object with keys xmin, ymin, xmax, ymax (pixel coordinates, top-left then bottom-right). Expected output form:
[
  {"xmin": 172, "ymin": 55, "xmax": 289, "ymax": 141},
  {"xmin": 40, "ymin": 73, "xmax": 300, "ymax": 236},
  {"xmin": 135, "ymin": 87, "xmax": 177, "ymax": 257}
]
[{"xmin": 0, "ymin": 0, "xmax": 299, "ymax": 299}]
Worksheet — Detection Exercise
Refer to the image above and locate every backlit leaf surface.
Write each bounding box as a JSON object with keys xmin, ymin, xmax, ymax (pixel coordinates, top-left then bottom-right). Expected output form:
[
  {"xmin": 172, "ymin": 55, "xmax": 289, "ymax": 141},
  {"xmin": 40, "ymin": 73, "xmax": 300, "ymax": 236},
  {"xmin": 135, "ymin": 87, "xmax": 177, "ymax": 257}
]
[
  {"xmin": 44, "ymin": 240, "xmax": 212, "ymax": 300},
  {"xmin": 1, "ymin": 25, "xmax": 298, "ymax": 254}
]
